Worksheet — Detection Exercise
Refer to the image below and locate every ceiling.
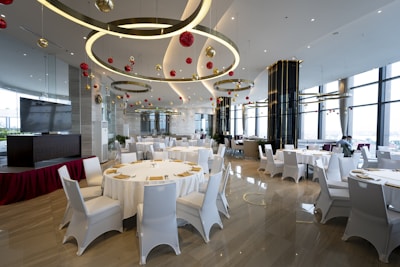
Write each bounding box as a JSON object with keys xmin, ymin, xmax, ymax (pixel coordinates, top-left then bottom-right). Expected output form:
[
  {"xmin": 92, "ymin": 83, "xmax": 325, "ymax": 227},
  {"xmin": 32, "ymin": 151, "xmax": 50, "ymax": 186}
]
[{"xmin": 1, "ymin": 0, "xmax": 400, "ymax": 109}]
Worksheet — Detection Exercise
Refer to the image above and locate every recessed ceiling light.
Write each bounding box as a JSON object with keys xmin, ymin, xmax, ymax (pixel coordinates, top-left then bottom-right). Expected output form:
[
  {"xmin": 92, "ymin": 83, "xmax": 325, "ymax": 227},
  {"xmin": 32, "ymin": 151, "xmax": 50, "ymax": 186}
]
[
  {"xmin": 1, "ymin": 14, "xmax": 5, "ymax": 18},
  {"xmin": 377, "ymin": 10, "xmax": 382, "ymax": 14},
  {"xmin": 23, "ymin": 53, "xmax": 27, "ymax": 56},
  {"xmin": 70, "ymin": 52, "xmax": 74, "ymax": 55},
  {"xmin": 310, "ymin": 18, "xmax": 315, "ymax": 22},
  {"xmin": 263, "ymin": 49, "xmax": 267, "ymax": 53},
  {"xmin": 231, "ymin": 16, "xmax": 235, "ymax": 20},
  {"xmin": 307, "ymin": 45, "xmax": 311, "ymax": 49}
]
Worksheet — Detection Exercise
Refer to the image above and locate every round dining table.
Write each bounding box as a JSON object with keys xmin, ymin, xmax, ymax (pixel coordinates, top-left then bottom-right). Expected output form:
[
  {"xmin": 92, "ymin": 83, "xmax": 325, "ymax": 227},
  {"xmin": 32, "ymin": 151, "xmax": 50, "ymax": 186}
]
[
  {"xmin": 275, "ymin": 149, "xmax": 332, "ymax": 166},
  {"xmin": 102, "ymin": 160, "xmax": 205, "ymax": 219},
  {"xmin": 165, "ymin": 146, "xmax": 213, "ymax": 161}
]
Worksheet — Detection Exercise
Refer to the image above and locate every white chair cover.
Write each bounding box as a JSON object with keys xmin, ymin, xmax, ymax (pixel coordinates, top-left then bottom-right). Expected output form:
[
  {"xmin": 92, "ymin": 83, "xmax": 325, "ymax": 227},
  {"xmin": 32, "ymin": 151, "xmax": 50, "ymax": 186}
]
[
  {"xmin": 82, "ymin": 157, "xmax": 103, "ymax": 187},
  {"xmin": 121, "ymin": 152, "xmax": 137, "ymax": 164},
  {"xmin": 282, "ymin": 150, "xmax": 306, "ymax": 183},
  {"xmin": 265, "ymin": 148, "xmax": 284, "ymax": 177},
  {"xmin": 137, "ymin": 183, "xmax": 181, "ymax": 265},
  {"xmin": 257, "ymin": 145, "xmax": 268, "ymax": 171}
]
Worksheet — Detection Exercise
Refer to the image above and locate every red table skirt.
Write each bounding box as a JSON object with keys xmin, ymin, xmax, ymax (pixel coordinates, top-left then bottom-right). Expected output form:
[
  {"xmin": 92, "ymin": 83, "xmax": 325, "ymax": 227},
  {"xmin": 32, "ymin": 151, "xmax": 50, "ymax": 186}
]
[{"xmin": 0, "ymin": 157, "xmax": 88, "ymax": 205}]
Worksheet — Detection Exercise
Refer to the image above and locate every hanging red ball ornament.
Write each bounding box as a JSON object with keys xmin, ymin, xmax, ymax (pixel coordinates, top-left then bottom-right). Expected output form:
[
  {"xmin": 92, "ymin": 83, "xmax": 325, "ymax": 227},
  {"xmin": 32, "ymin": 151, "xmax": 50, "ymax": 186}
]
[
  {"xmin": 126, "ymin": 94, "xmax": 130, "ymax": 98},
  {"xmin": 130, "ymin": 104, "xmax": 133, "ymax": 107},
  {"xmin": 0, "ymin": 18, "xmax": 7, "ymax": 29},
  {"xmin": 179, "ymin": 96, "xmax": 183, "ymax": 100},
  {"xmin": 0, "ymin": 0, "xmax": 13, "ymax": 5},
  {"xmin": 245, "ymin": 96, "xmax": 249, "ymax": 100},
  {"xmin": 124, "ymin": 65, "xmax": 131, "ymax": 72},
  {"xmin": 82, "ymin": 71, "xmax": 89, "ymax": 77},
  {"xmin": 107, "ymin": 57, "xmax": 113, "ymax": 64},
  {"xmin": 186, "ymin": 57, "xmax": 192, "ymax": 64},
  {"xmin": 144, "ymin": 99, "xmax": 148, "ymax": 102},
  {"xmin": 170, "ymin": 70, "xmax": 176, "ymax": 77},
  {"xmin": 93, "ymin": 84, "xmax": 98, "ymax": 89},
  {"xmin": 80, "ymin": 62, "xmax": 89, "ymax": 70},
  {"xmin": 158, "ymin": 97, "xmax": 161, "ymax": 101},
  {"xmin": 228, "ymin": 71, "xmax": 234, "ymax": 76},
  {"xmin": 228, "ymin": 91, "xmax": 232, "ymax": 95},
  {"xmin": 206, "ymin": 61, "xmax": 213, "ymax": 69},
  {"xmin": 179, "ymin": 31, "xmax": 194, "ymax": 47},
  {"xmin": 209, "ymin": 97, "xmax": 213, "ymax": 101}
]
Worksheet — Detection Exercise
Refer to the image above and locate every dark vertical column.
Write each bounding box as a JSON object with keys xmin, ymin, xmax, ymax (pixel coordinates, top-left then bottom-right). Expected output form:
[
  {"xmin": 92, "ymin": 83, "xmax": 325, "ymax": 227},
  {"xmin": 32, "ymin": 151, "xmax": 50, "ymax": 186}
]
[
  {"xmin": 215, "ymin": 97, "xmax": 231, "ymax": 142},
  {"xmin": 267, "ymin": 60, "xmax": 300, "ymax": 150}
]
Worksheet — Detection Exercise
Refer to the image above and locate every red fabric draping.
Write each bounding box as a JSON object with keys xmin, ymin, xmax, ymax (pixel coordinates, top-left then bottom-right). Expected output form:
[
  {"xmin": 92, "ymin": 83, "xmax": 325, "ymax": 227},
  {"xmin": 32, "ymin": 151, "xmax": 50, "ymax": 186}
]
[{"xmin": 0, "ymin": 157, "xmax": 89, "ymax": 205}]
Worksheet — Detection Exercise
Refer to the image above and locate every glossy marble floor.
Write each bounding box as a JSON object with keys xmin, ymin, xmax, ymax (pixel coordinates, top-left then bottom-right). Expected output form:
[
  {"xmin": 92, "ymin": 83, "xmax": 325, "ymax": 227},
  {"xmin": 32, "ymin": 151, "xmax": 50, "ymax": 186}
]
[{"xmin": 1, "ymin": 154, "xmax": 400, "ymax": 267}]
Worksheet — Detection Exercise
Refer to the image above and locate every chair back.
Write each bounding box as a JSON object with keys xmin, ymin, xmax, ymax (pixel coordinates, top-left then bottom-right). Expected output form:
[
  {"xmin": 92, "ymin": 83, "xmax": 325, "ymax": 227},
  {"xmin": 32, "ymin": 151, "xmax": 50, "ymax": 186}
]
[
  {"xmin": 224, "ymin": 138, "xmax": 230, "ymax": 149},
  {"xmin": 348, "ymin": 177, "xmax": 388, "ymax": 222},
  {"xmin": 142, "ymin": 183, "xmax": 176, "ymax": 225},
  {"xmin": 202, "ymin": 171, "xmax": 223, "ymax": 210},
  {"xmin": 62, "ymin": 177, "xmax": 87, "ymax": 215},
  {"xmin": 338, "ymin": 157, "xmax": 356, "ymax": 182},
  {"xmin": 210, "ymin": 155, "xmax": 224, "ymax": 175},
  {"xmin": 326, "ymin": 153, "xmax": 344, "ymax": 181},
  {"xmin": 258, "ymin": 145, "xmax": 266, "ymax": 159},
  {"xmin": 284, "ymin": 144, "xmax": 295, "ymax": 150},
  {"xmin": 129, "ymin": 142, "xmax": 139, "ymax": 153},
  {"xmin": 197, "ymin": 149, "xmax": 210, "ymax": 173},
  {"xmin": 115, "ymin": 140, "xmax": 122, "ymax": 162},
  {"xmin": 217, "ymin": 144, "xmax": 226, "ymax": 157},
  {"xmin": 283, "ymin": 151, "xmax": 298, "ymax": 166},
  {"xmin": 316, "ymin": 165, "xmax": 331, "ymax": 198},
  {"xmin": 265, "ymin": 148, "xmax": 275, "ymax": 163},
  {"xmin": 379, "ymin": 158, "xmax": 400, "ymax": 169},
  {"xmin": 82, "ymin": 156, "xmax": 103, "ymax": 186},
  {"xmin": 184, "ymin": 151, "xmax": 197, "ymax": 163},
  {"xmin": 377, "ymin": 150, "xmax": 391, "ymax": 160},
  {"xmin": 332, "ymin": 146, "xmax": 343, "ymax": 154},
  {"xmin": 220, "ymin": 162, "xmax": 231, "ymax": 194},
  {"xmin": 313, "ymin": 159, "xmax": 325, "ymax": 181},
  {"xmin": 307, "ymin": 144, "xmax": 320, "ymax": 150},
  {"xmin": 352, "ymin": 151, "xmax": 361, "ymax": 168},
  {"xmin": 58, "ymin": 165, "xmax": 71, "ymax": 180},
  {"xmin": 152, "ymin": 151, "xmax": 169, "ymax": 160},
  {"xmin": 361, "ymin": 146, "xmax": 372, "ymax": 159},
  {"xmin": 121, "ymin": 152, "xmax": 137, "ymax": 163},
  {"xmin": 264, "ymin": 144, "xmax": 272, "ymax": 151}
]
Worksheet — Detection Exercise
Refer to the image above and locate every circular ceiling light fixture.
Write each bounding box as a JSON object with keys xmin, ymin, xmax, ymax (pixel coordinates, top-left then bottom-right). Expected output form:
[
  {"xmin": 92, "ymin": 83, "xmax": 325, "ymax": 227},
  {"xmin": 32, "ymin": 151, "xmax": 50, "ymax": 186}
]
[
  {"xmin": 111, "ymin": 81, "xmax": 151, "ymax": 93},
  {"xmin": 37, "ymin": 0, "xmax": 212, "ymax": 40},
  {"xmin": 85, "ymin": 17, "xmax": 240, "ymax": 83},
  {"xmin": 214, "ymin": 79, "xmax": 254, "ymax": 92}
]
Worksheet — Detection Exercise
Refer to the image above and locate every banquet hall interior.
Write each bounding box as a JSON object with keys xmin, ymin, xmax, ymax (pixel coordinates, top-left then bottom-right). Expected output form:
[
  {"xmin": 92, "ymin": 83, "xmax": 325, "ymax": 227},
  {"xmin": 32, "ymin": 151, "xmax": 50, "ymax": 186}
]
[{"xmin": 2, "ymin": 0, "xmax": 400, "ymax": 266}]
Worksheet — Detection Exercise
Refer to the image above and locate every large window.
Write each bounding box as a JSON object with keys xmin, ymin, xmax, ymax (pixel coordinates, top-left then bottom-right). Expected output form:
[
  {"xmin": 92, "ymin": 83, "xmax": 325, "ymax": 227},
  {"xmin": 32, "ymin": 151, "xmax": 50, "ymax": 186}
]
[
  {"xmin": 299, "ymin": 86, "xmax": 319, "ymax": 139},
  {"xmin": 324, "ymin": 81, "xmax": 341, "ymax": 140}
]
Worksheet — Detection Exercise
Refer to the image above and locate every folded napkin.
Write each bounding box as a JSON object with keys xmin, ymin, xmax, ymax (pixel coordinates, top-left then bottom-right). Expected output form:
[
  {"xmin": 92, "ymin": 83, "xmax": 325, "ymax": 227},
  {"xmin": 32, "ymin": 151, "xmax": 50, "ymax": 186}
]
[
  {"xmin": 153, "ymin": 159, "xmax": 163, "ymax": 161},
  {"xmin": 113, "ymin": 164, "xmax": 126, "ymax": 168},
  {"xmin": 186, "ymin": 162, "xmax": 197, "ymax": 166},
  {"xmin": 173, "ymin": 159, "xmax": 183, "ymax": 162},
  {"xmin": 148, "ymin": 176, "xmax": 164, "ymax": 180},
  {"xmin": 105, "ymin": 169, "xmax": 117, "ymax": 174},
  {"xmin": 191, "ymin": 167, "xmax": 202, "ymax": 172},
  {"xmin": 114, "ymin": 174, "xmax": 130, "ymax": 179},
  {"xmin": 356, "ymin": 174, "xmax": 374, "ymax": 180},
  {"xmin": 177, "ymin": 172, "xmax": 191, "ymax": 177},
  {"xmin": 351, "ymin": 169, "xmax": 364, "ymax": 174},
  {"xmin": 132, "ymin": 160, "xmax": 143, "ymax": 164},
  {"xmin": 365, "ymin": 168, "xmax": 381, "ymax": 171}
]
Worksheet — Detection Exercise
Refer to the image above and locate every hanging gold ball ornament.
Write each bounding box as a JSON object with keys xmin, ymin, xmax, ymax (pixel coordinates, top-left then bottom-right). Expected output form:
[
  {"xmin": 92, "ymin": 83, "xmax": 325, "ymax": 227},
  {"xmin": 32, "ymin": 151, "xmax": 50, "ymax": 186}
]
[
  {"xmin": 155, "ymin": 64, "xmax": 162, "ymax": 71},
  {"xmin": 86, "ymin": 84, "xmax": 91, "ymax": 90},
  {"xmin": 37, "ymin": 38, "xmax": 49, "ymax": 48},
  {"xmin": 170, "ymin": 101, "xmax": 174, "ymax": 105},
  {"xmin": 234, "ymin": 93, "xmax": 239, "ymax": 97},
  {"xmin": 192, "ymin": 73, "xmax": 199, "ymax": 80},
  {"xmin": 213, "ymin": 68, "xmax": 219, "ymax": 74},
  {"xmin": 95, "ymin": 0, "xmax": 114, "ymax": 13},
  {"xmin": 205, "ymin": 46, "xmax": 216, "ymax": 58},
  {"xmin": 232, "ymin": 98, "xmax": 236, "ymax": 102}
]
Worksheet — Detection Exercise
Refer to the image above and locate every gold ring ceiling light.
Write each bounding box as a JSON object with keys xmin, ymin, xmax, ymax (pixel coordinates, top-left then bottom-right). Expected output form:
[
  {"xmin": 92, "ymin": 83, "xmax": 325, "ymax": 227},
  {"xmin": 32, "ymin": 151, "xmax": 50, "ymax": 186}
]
[{"xmin": 214, "ymin": 79, "xmax": 254, "ymax": 92}]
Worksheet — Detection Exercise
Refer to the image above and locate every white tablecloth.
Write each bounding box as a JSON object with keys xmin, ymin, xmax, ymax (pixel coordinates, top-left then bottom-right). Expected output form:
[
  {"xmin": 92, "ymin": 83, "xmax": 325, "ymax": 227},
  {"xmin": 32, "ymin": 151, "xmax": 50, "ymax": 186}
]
[
  {"xmin": 276, "ymin": 149, "xmax": 332, "ymax": 166},
  {"xmin": 165, "ymin": 146, "xmax": 213, "ymax": 160},
  {"xmin": 136, "ymin": 142, "xmax": 154, "ymax": 153},
  {"xmin": 103, "ymin": 160, "xmax": 205, "ymax": 219}
]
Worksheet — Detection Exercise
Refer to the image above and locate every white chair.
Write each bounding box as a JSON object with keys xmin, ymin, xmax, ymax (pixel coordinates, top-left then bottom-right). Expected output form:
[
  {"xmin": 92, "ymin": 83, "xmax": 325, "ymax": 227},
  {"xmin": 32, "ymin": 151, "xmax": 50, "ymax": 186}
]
[
  {"xmin": 184, "ymin": 151, "xmax": 197, "ymax": 164},
  {"xmin": 216, "ymin": 162, "xmax": 231, "ymax": 219},
  {"xmin": 57, "ymin": 165, "xmax": 102, "ymax": 229},
  {"xmin": 176, "ymin": 171, "xmax": 223, "ymax": 243},
  {"xmin": 82, "ymin": 157, "xmax": 103, "ymax": 187},
  {"xmin": 379, "ymin": 158, "xmax": 400, "ymax": 169},
  {"xmin": 325, "ymin": 153, "xmax": 348, "ymax": 189},
  {"xmin": 264, "ymin": 143, "xmax": 272, "ymax": 151},
  {"xmin": 197, "ymin": 149, "xmax": 210, "ymax": 174},
  {"xmin": 137, "ymin": 183, "xmax": 181, "ymax": 265},
  {"xmin": 209, "ymin": 144, "xmax": 226, "ymax": 170},
  {"xmin": 377, "ymin": 151, "xmax": 391, "ymax": 168},
  {"xmin": 265, "ymin": 148, "xmax": 284, "ymax": 177},
  {"xmin": 120, "ymin": 152, "xmax": 137, "ymax": 164},
  {"xmin": 257, "ymin": 145, "xmax": 268, "ymax": 171},
  {"xmin": 129, "ymin": 142, "xmax": 145, "ymax": 160},
  {"xmin": 114, "ymin": 140, "xmax": 122, "ymax": 163},
  {"xmin": 314, "ymin": 165, "xmax": 351, "ymax": 224},
  {"xmin": 209, "ymin": 155, "xmax": 224, "ymax": 175},
  {"xmin": 352, "ymin": 151, "xmax": 362, "ymax": 168},
  {"xmin": 284, "ymin": 144, "xmax": 295, "ymax": 150},
  {"xmin": 62, "ymin": 177, "xmax": 123, "ymax": 256},
  {"xmin": 361, "ymin": 146, "xmax": 378, "ymax": 168},
  {"xmin": 224, "ymin": 137, "xmax": 231, "ymax": 154},
  {"xmin": 282, "ymin": 151, "xmax": 306, "ymax": 183},
  {"xmin": 152, "ymin": 151, "xmax": 169, "ymax": 161},
  {"xmin": 158, "ymin": 142, "xmax": 166, "ymax": 151},
  {"xmin": 342, "ymin": 177, "xmax": 400, "ymax": 263},
  {"xmin": 338, "ymin": 157, "xmax": 357, "ymax": 182},
  {"xmin": 307, "ymin": 144, "xmax": 320, "ymax": 150},
  {"xmin": 231, "ymin": 139, "xmax": 243, "ymax": 156}
]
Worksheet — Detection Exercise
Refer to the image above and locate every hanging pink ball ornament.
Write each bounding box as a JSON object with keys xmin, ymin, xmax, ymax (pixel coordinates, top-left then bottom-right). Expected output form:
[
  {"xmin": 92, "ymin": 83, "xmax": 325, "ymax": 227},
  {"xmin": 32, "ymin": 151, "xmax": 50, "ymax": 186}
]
[
  {"xmin": 179, "ymin": 31, "xmax": 194, "ymax": 47},
  {"xmin": 0, "ymin": 0, "xmax": 13, "ymax": 5},
  {"xmin": 206, "ymin": 61, "xmax": 213, "ymax": 69},
  {"xmin": 186, "ymin": 57, "xmax": 192, "ymax": 64},
  {"xmin": 80, "ymin": 62, "xmax": 89, "ymax": 70}
]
